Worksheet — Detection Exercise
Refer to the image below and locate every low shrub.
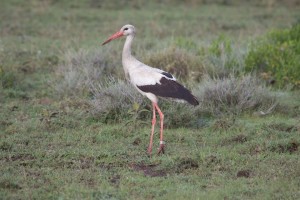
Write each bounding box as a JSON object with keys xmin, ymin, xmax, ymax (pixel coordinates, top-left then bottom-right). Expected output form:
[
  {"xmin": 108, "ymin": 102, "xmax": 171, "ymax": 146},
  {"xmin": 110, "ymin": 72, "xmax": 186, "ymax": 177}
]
[
  {"xmin": 245, "ymin": 24, "xmax": 300, "ymax": 89},
  {"xmin": 89, "ymin": 78, "xmax": 203, "ymax": 127},
  {"xmin": 194, "ymin": 75, "xmax": 277, "ymax": 116},
  {"xmin": 56, "ymin": 47, "xmax": 278, "ymax": 126},
  {"xmin": 55, "ymin": 47, "xmax": 203, "ymax": 127},
  {"xmin": 54, "ymin": 48, "xmax": 123, "ymax": 97},
  {"xmin": 159, "ymin": 101, "xmax": 202, "ymax": 128},
  {"xmin": 89, "ymin": 79, "xmax": 148, "ymax": 123},
  {"xmin": 89, "ymin": 74, "xmax": 277, "ymax": 127},
  {"xmin": 144, "ymin": 47, "xmax": 204, "ymax": 81}
]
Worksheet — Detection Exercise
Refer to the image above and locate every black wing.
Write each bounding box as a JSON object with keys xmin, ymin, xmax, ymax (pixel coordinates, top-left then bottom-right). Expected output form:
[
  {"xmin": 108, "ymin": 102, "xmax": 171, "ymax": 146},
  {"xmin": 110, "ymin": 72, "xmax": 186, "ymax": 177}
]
[{"xmin": 137, "ymin": 77, "xmax": 199, "ymax": 106}]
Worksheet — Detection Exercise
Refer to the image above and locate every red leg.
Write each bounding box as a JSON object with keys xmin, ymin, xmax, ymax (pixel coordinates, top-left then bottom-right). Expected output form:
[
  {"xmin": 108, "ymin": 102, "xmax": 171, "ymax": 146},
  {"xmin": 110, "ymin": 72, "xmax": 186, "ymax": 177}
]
[
  {"xmin": 148, "ymin": 102, "xmax": 156, "ymax": 155},
  {"xmin": 154, "ymin": 103, "xmax": 165, "ymax": 154}
]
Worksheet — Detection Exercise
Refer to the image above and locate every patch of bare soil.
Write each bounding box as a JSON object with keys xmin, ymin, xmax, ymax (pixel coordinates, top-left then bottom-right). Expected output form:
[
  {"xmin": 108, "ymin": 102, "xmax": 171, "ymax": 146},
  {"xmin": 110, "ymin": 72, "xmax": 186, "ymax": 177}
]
[
  {"xmin": 269, "ymin": 141, "xmax": 299, "ymax": 154},
  {"xmin": 266, "ymin": 123, "xmax": 297, "ymax": 132},
  {"xmin": 287, "ymin": 141, "xmax": 299, "ymax": 153},
  {"xmin": 0, "ymin": 180, "xmax": 22, "ymax": 191},
  {"xmin": 175, "ymin": 158, "xmax": 199, "ymax": 173},
  {"xmin": 237, "ymin": 169, "xmax": 252, "ymax": 178},
  {"xmin": 213, "ymin": 118, "xmax": 235, "ymax": 130},
  {"xmin": 130, "ymin": 163, "xmax": 167, "ymax": 177},
  {"xmin": 79, "ymin": 156, "xmax": 95, "ymax": 169},
  {"xmin": 222, "ymin": 134, "xmax": 248, "ymax": 145},
  {"xmin": 132, "ymin": 137, "xmax": 142, "ymax": 145},
  {"xmin": 109, "ymin": 174, "xmax": 121, "ymax": 186},
  {"xmin": 2, "ymin": 154, "xmax": 35, "ymax": 162}
]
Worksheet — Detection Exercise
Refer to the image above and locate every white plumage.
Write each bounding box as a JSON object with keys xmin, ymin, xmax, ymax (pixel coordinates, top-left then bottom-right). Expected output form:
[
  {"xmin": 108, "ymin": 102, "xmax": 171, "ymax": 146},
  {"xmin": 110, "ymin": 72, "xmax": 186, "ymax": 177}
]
[{"xmin": 102, "ymin": 24, "xmax": 198, "ymax": 155}]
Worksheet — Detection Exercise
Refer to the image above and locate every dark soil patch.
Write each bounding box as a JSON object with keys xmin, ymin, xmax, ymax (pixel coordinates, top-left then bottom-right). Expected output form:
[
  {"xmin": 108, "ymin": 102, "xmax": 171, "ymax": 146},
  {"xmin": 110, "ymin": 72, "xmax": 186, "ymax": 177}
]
[
  {"xmin": 205, "ymin": 155, "xmax": 221, "ymax": 166},
  {"xmin": 130, "ymin": 163, "xmax": 167, "ymax": 177},
  {"xmin": 287, "ymin": 141, "xmax": 299, "ymax": 153},
  {"xmin": 0, "ymin": 181, "xmax": 22, "ymax": 190},
  {"xmin": 79, "ymin": 156, "xmax": 95, "ymax": 169},
  {"xmin": 109, "ymin": 174, "xmax": 121, "ymax": 186},
  {"xmin": 231, "ymin": 134, "xmax": 248, "ymax": 143},
  {"xmin": 38, "ymin": 97, "xmax": 53, "ymax": 105},
  {"xmin": 98, "ymin": 161, "xmax": 129, "ymax": 173},
  {"xmin": 132, "ymin": 137, "xmax": 141, "ymax": 145},
  {"xmin": 237, "ymin": 169, "xmax": 251, "ymax": 178},
  {"xmin": 213, "ymin": 118, "xmax": 235, "ymax": 130},
  {"xmin": 250, "ymin": 145, "xmax": 263, "ymax": 155},
  {"xmin": 3, "ymin": 154, "xmax": 35, "ymax": 162},
  {"xmin": 266, "ymin": 123, "xmax": 296, "ymax": 133},
  {"xmin": 175, "ymin": 158, "xmax": 199, "ymax": 173},
  {"xmin": 222, "ymin": 134, "xmax": 248, "ymax": 145},
  {"xmin": 0, "ymin": 142, "xmax": 13, "ymax": 151},
  {"xmin": 80, "ymin": 177, "xmax": 96, "ymax": 188},
  {"xmin": 0, "ymin": 120, "xmax": 13, "ymax": 128},
  {"xmin": 269, "ymin": 141, "xmax": 299, "ymax": 154}
]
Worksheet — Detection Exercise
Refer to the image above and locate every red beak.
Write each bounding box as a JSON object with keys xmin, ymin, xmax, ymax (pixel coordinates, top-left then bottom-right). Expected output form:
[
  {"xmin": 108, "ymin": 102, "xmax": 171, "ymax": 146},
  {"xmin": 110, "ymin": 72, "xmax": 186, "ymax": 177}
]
[{"xmin": 102, "ymin": 31, "xmax": 124, "ymax": 45}]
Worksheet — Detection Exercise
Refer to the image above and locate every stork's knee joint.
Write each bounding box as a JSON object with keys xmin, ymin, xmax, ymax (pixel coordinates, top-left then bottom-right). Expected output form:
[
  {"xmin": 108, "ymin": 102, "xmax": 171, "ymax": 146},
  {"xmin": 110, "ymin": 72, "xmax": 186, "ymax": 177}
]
[{"xmin": 152, "ymin": 118, "xmax": 156, "ymax": 125}]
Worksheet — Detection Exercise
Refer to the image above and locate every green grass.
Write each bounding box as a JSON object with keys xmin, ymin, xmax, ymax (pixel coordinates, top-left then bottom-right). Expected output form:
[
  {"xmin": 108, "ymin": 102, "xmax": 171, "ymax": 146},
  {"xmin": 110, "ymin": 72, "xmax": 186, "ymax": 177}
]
[
  {"xmin": 1, "ymin": 100, "xmax": 299, "ymax": 199},
  {"xmin": 1, "ymin": 1, "xmax": 300, "ymax": 199}
]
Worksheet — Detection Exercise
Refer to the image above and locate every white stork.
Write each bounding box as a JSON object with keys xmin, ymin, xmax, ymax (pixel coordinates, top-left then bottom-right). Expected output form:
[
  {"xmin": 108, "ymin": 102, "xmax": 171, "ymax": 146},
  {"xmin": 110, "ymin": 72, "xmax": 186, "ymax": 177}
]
[{"xmin": 102, "ymin": 24, "xmax": 199, "ymax": 155}]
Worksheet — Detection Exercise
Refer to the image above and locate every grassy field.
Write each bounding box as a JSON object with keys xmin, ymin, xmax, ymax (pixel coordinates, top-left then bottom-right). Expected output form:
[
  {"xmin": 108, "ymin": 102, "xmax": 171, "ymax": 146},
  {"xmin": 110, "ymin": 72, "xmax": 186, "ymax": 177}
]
[{"xmin": 1, "ymin": 1, "xmax": 300, "ymax": 199}]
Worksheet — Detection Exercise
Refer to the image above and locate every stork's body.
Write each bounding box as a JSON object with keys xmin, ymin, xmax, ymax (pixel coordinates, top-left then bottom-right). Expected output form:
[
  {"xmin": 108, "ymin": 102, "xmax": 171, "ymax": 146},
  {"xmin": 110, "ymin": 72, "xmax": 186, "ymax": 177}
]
[{"xmin": 103, "ymin": 25, "xmax": 199, "ymax": 155}]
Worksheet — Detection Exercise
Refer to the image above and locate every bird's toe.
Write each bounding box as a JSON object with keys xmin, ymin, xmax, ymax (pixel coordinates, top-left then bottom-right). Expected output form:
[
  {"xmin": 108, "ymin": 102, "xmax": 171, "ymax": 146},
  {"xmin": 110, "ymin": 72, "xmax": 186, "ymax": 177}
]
[{"xmin": 157, "ymin": 144, "xmax": 165, "ymax": 155}]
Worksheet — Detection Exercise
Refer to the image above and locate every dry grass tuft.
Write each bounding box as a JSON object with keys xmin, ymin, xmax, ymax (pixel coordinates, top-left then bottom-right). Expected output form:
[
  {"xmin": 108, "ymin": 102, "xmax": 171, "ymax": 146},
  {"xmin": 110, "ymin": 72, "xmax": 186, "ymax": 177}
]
[
  {"xmin": 54, "ymin": 48, "xmax": 279, "ymax": 125},
  {"xmin": 89, "ymin": 74, "xmax": 278, "ymax": 126},
  {"xmin": 144, "ymin": 47, "xmax": 204, "ymax": 81},
  {"xmin": 89, "ymin": 78, "xmax": 147, "ymax": 122},
  {"xmin": 194, "ymin": 75, "xmax": 277, "ymax": 116},
  {"xmin": 54, "ymin": 48, "xmax": 122, "ymax": 97}
]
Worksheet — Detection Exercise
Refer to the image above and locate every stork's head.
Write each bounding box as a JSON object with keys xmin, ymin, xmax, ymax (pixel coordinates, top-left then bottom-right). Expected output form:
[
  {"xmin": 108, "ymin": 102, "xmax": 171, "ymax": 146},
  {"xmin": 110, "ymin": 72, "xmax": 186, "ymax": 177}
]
[{"xmin": 102, "ymin": 24, "xmax": 136, "ymax": 45}]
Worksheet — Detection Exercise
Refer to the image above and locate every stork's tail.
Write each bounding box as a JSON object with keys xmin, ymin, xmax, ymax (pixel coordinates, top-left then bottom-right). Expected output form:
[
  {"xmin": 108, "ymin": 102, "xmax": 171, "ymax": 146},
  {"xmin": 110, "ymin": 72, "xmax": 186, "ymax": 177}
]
[
  {"xmin": 185, "ymin": 93, "xmax": 199, "ymax": 106},
  {"xmin": 177, "ymin": 86, "xmax": 199, "ymax": 106}
]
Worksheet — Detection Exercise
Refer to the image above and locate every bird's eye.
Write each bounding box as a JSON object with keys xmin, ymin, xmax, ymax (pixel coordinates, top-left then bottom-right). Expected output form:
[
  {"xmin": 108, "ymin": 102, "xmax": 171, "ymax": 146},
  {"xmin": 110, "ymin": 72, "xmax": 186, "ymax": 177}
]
[{"xmin": 124, "ymin": 27, "xmax": 128, "ymax": 31}]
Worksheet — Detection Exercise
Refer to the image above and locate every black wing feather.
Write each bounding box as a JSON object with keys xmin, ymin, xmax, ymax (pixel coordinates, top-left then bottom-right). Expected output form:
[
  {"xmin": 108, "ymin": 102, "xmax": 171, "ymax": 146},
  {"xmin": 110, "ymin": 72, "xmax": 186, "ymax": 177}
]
[
  {"xmin": 161, "ymin": 72, "xmax": 173, "ymax": 79},
  {"xmin": 137, "ymin": 77, "xmax": 199, "ymax": 106}
]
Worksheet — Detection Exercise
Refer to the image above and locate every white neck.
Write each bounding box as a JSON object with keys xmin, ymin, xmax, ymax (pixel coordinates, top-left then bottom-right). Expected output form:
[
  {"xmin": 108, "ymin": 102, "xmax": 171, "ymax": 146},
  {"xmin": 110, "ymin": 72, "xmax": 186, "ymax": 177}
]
[
  {"xmin": 122, "ymin": 34, "xmax": 135, "ymax": 61},
  {"xmin": 122, "ymin": 34, "xmax": 140, "ymax": 76}
]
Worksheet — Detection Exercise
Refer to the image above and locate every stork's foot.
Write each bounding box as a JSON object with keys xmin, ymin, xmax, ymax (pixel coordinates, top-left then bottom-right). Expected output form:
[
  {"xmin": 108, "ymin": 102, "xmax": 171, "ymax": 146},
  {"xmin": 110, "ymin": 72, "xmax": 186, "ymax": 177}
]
[{"xmin": 157, "ymin": 142, "xmax": 165, "ymax": 155}]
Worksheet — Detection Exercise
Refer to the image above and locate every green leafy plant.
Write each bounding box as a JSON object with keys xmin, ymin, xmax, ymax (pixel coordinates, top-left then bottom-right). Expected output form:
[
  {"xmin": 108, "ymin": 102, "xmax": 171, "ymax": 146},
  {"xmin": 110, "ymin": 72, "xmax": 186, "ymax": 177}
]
[{"xmin": 245, "ymin": 25, "xmax": 300, "ymax": 89}]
